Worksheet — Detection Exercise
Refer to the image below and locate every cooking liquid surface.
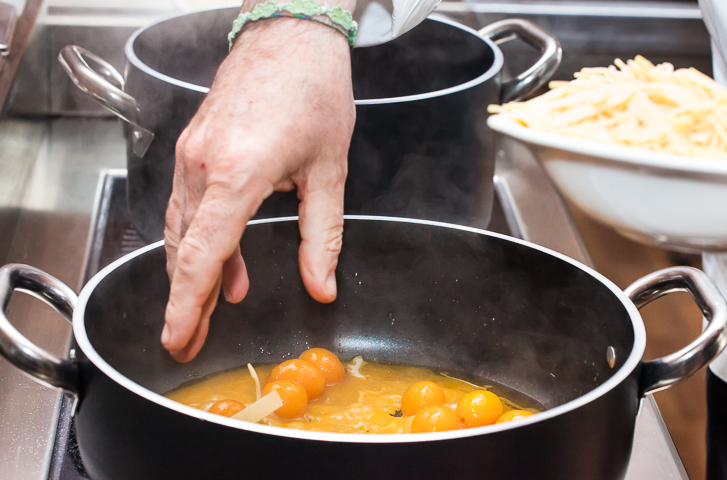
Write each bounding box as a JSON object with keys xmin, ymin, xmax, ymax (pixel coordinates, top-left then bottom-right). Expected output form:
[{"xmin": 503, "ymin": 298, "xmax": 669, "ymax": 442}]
[{"xmin": 166, "ymin": 358, "xmax": 543, "ymax": 434}]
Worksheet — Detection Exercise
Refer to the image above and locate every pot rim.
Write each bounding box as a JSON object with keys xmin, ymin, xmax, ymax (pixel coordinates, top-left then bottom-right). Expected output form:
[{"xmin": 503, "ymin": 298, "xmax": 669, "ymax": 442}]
[
  {"xmin": 123, "ymin": 8, "xmax": 505, "ymax": 105},
  {"xmin": 73, "ymin": 215, "xmax": 646, "ymax": 443},
  {"xmin": 488, "ymin": 114, "xmax": 727, "ymax": 178}
]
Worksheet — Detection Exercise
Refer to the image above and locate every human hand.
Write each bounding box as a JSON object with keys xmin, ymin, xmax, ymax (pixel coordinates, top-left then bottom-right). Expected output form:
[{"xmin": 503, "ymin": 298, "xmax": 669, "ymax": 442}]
[{"xmin": 161, "ymin": 17, "xmax": 356, "ymax": 362}]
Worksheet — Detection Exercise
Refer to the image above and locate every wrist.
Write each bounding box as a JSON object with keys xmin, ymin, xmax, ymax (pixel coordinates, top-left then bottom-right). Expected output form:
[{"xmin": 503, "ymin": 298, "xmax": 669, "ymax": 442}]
[
  {"xmin": 230, "ymin": 16, "xmax": 352, "ymax": 58},
  {"xmin": 241, "ymin": 0, "xmax": 357, "ymax": 14},
  {"xmin": 217, "ymin": 19, "xmax": 353, "ymax": 97},
  {"xmin": 229, "ymin": 0, "xmax": 358, "ymax": 50}
]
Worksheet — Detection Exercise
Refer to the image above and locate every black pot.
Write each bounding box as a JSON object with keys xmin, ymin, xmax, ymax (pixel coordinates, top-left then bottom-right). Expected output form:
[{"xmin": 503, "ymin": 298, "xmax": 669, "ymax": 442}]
[
  {"xmin": 59, "ymin": 10, "xmax": 561, "ymax": 242},
  {"xmin": 1, "ymin": 217, "xmax": 725, "ymax": 480}
]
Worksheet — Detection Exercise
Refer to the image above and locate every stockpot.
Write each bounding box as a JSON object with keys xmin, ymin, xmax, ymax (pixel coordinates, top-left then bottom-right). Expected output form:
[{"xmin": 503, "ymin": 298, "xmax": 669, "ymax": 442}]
[
  {"xmin": 1, "ymin": 217, "xmax": 726, "ymax": 480},
  {"xmin": 59, "ymin": 8, "xmax": 561, "ymax": 242}
]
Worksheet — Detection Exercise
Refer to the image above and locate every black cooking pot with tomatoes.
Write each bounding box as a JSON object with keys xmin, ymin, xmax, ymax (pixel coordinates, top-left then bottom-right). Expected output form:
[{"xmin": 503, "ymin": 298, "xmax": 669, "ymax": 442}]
[
  {"xmin": 58, "ymin": 8, "xmax": 561, "ymax": 242},
  {"xmin": 1, "ymin": 217, "xmax": 725, "ymax": 480}
]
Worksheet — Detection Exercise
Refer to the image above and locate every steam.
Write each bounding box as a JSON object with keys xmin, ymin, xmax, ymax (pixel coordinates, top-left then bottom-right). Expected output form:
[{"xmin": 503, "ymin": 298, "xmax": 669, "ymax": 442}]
[
  {"xmin": 101, "ymin": 8, "xmax": 622, "ymax": 415},
  {"xmin": 125, "ymin": 10, "xmax": 497, "ymax": 242}
]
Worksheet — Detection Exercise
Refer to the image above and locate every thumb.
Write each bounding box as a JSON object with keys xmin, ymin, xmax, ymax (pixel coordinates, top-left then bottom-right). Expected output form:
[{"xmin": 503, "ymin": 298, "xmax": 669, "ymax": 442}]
[{"xmin": 297, "ymin": 186, "xmax": 344, "ymax": 303}]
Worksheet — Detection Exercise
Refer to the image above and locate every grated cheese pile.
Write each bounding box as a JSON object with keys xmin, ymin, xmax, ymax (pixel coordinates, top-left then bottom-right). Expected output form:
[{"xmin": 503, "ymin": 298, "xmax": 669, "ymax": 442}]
[{"xmin": 488, "ymin": 56, "xmax": 727, "ymax": 159}]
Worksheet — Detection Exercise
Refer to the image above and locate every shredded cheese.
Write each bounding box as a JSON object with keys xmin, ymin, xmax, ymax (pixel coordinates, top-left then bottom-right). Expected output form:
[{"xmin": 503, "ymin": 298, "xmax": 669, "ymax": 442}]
[
  {"xmin": 347, "ymin": 356, "xmax": 367, "ymax": 379},
  {"xmin": 489, "ymin": 55, "xmax": 727, "ymax": 159},
  {"xmin": 405, "ymin": 414, "xmax": 414, "ymax": 433},
  {"xmin": 231, "ymin": 390, "xmax": 283, "ymax": 424},
  {"xmin": 439, "ymin": 372, "xmax": 490, "ymax": 390},
  {"xmin": 247, "ymin": 363, "xmax": 261, "ymax": 401}
]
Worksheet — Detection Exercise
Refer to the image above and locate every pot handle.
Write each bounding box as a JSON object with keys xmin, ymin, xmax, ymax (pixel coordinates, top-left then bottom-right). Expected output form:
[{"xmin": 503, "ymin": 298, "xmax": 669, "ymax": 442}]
[
  {"xmin": 0, "ymin": 264, "xmax": 80, "ymax": 394},
  {"xmin": 58, "ymin": 45, "xmax": 154, "ymax": 157},
  {"xmin": 625, "ymin": 266, "xmax": 727, "ymax": 396},
  {"xmin": 479, "ymin": 19, "xmax": 562, "ymax": 103}
]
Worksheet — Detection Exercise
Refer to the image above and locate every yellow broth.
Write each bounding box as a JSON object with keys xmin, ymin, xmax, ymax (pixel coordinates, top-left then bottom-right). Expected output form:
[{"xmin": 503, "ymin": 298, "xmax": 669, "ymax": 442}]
[{"xmin": 166, "ymin": 358, "xmax": 542, "ymax": 434}]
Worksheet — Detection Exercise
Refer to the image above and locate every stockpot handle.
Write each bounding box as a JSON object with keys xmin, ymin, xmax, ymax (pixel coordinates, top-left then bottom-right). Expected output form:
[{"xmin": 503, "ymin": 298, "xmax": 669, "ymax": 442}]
[
  {"xmin": 58, "ymin": 45, "xmax": 154, "ymax": 157},
  {"xmin": 479, "ymin": 19, "xmax": 562, "ymax": 103},
  {"xmin": 0, "ymin": 2, "xmax": 18, "ymax": 57},
  {"xmin": 0, "ymin": 264, "xmax": 80, "ymax": 394},
  {"xmin": 625, "ymin": 266, "xmax": 727, "ymax": 396}
]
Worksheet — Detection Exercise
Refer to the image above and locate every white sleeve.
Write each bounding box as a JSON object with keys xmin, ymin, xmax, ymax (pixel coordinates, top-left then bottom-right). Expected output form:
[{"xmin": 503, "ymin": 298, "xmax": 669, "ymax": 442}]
[
  {"xmin": 353, "ymin": 0, "xmax": 442, "ymax": 47},
  {"xmin": 699, "ymin": 0, "xmax": 727, "ymax": 84}
]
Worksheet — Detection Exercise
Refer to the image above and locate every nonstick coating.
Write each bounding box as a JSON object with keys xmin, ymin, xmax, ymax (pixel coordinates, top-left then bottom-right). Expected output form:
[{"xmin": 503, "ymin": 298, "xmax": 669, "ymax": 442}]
[
  {"xmin": 73, "ymin": 218, "xmax": 642, "ymax": 480},
  {"xmin": 83, "ymin": 218, "xmax": 634, "ymax": 408}
]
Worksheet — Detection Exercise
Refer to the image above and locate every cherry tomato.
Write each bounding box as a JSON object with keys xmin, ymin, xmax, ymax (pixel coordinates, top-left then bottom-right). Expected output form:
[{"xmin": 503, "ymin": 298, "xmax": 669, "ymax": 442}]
[
  {"xmin": 496, "ymin": 409, "xmax": 534, "ymax": 424},
  {"xmin": 411, "ymin": 405, "xmax": 460, "ymax": 433},
  {"xmin": 456, "ymin": 390, "xmax": 503, "ymax": 428},
  {"xmin": 208, "ymin": 399, "xmax": 245, "ymax": 417},
  {"xmin": 267, "ymin": 359, "xmax": 326, "ymax": 399},
  {"xmin": 263, "ymin": 381, "xmax": 308, "ymax": 419},
  {"xmin": 299, "ymin": 348, "xmax": 345, "ymax": 385},
  {"xmin": 401, "ymin": 381, "xmax": 446, "ymax": 416}
]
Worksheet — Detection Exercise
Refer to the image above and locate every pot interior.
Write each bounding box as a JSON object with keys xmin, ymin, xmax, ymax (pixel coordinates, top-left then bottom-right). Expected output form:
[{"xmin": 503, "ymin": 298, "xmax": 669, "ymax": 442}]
[
  {"xmin": 83, "ymin": 218, "xmax": 635, "ymax": 411},
  {"xmin": 130, "ymin": 8, "xmax": 496, "ymax": 100}
]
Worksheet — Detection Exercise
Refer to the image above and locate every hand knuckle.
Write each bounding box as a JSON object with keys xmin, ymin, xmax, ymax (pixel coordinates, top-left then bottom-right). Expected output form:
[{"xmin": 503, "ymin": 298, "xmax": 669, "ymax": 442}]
[
  {"xmin": 164, "ymin": 225, "xmax": 181, "ymax": 248},
  {"xmin": 321, "ymin": 222, "xmax": 343, "ymax": 253},
  {"xmin": 326, "ymin": 234, "xmax": 343, "ymax": 254},
  {"xmin": 175, "ymin": 130, "xmax": 191, "ymax": 157},
  {"xmin": 178, "ymin": 136, "xmax": 205, "ymax": 165},
  {"xmin": 165, "ymin": 195, "xmax": 183, "ymax": 221},
  {"xmin": 176, "ymin": 235, "xmax": 208, "ymax": 266}
]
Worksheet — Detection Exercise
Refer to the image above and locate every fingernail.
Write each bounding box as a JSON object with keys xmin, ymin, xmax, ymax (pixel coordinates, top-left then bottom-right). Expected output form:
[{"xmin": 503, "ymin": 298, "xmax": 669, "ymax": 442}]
[
  {"xmin": 325, "ymin": 271, "xmax": 337, "ymax": 297},
  {"xmin": 161, "ymin": 323, "xmax": 172, "ymax": 346}
]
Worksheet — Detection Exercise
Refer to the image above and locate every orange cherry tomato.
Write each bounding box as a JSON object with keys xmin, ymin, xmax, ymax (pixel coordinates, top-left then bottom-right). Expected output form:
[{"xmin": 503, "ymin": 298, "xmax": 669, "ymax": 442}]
[
  {"xmin": 267, "ymin": 359, "xmax": 326, "ymax": 399},
  {"xmin": 263, "ymin": 381, "xmax": 308, "ymax": 419},
  {"xmin": 299, "ymin": 348, "xmax": 345, "ymax": 385},
  {"xmin": 401, "ymin": 381, "xmax": 446, "ymax": 416},
  {"xmin": 496, "ymin": 410, "xmax": 534, "ymax": 424},
  {"xmin": 456, "ymin": 390, "xmax": 503, "ymax": 428},
  {"xmin": 411, "ymin": 405, "xmax": 460, "ymax": 433},
  {"xmin": 208, "ymin": 399, "xmax": 245, "ymax": 417}
]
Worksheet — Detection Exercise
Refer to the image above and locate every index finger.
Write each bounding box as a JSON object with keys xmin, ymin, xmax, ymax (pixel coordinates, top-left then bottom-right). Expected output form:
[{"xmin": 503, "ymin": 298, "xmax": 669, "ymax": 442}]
[{"xmin": 162, "ymin": 178, "xmax": 272, "ymax": 355}]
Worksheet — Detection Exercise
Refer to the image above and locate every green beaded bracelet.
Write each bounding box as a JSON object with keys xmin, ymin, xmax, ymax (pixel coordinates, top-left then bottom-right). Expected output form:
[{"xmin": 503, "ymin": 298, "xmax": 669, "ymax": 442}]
[{"xmin": 228, "ymin": 0, "xmax": 358, "ymax": 49}]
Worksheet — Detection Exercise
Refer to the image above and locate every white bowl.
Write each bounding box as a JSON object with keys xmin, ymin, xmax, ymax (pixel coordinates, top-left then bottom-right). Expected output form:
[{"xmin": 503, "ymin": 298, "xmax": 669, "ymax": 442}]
[{"xmin": 488, "ymin": 114, "xmax": 727, "ymax": 253}]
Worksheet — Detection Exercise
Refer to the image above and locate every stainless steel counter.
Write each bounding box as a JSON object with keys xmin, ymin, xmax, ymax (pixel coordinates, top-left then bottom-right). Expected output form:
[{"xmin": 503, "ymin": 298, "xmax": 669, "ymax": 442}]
[
  {"xmin": 0, "ymin": 118, "xmax": 125, "ymax": 480},
  {"xmin": 0, "ymin": 118, "xmax": 691, "ymax": 480}
]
